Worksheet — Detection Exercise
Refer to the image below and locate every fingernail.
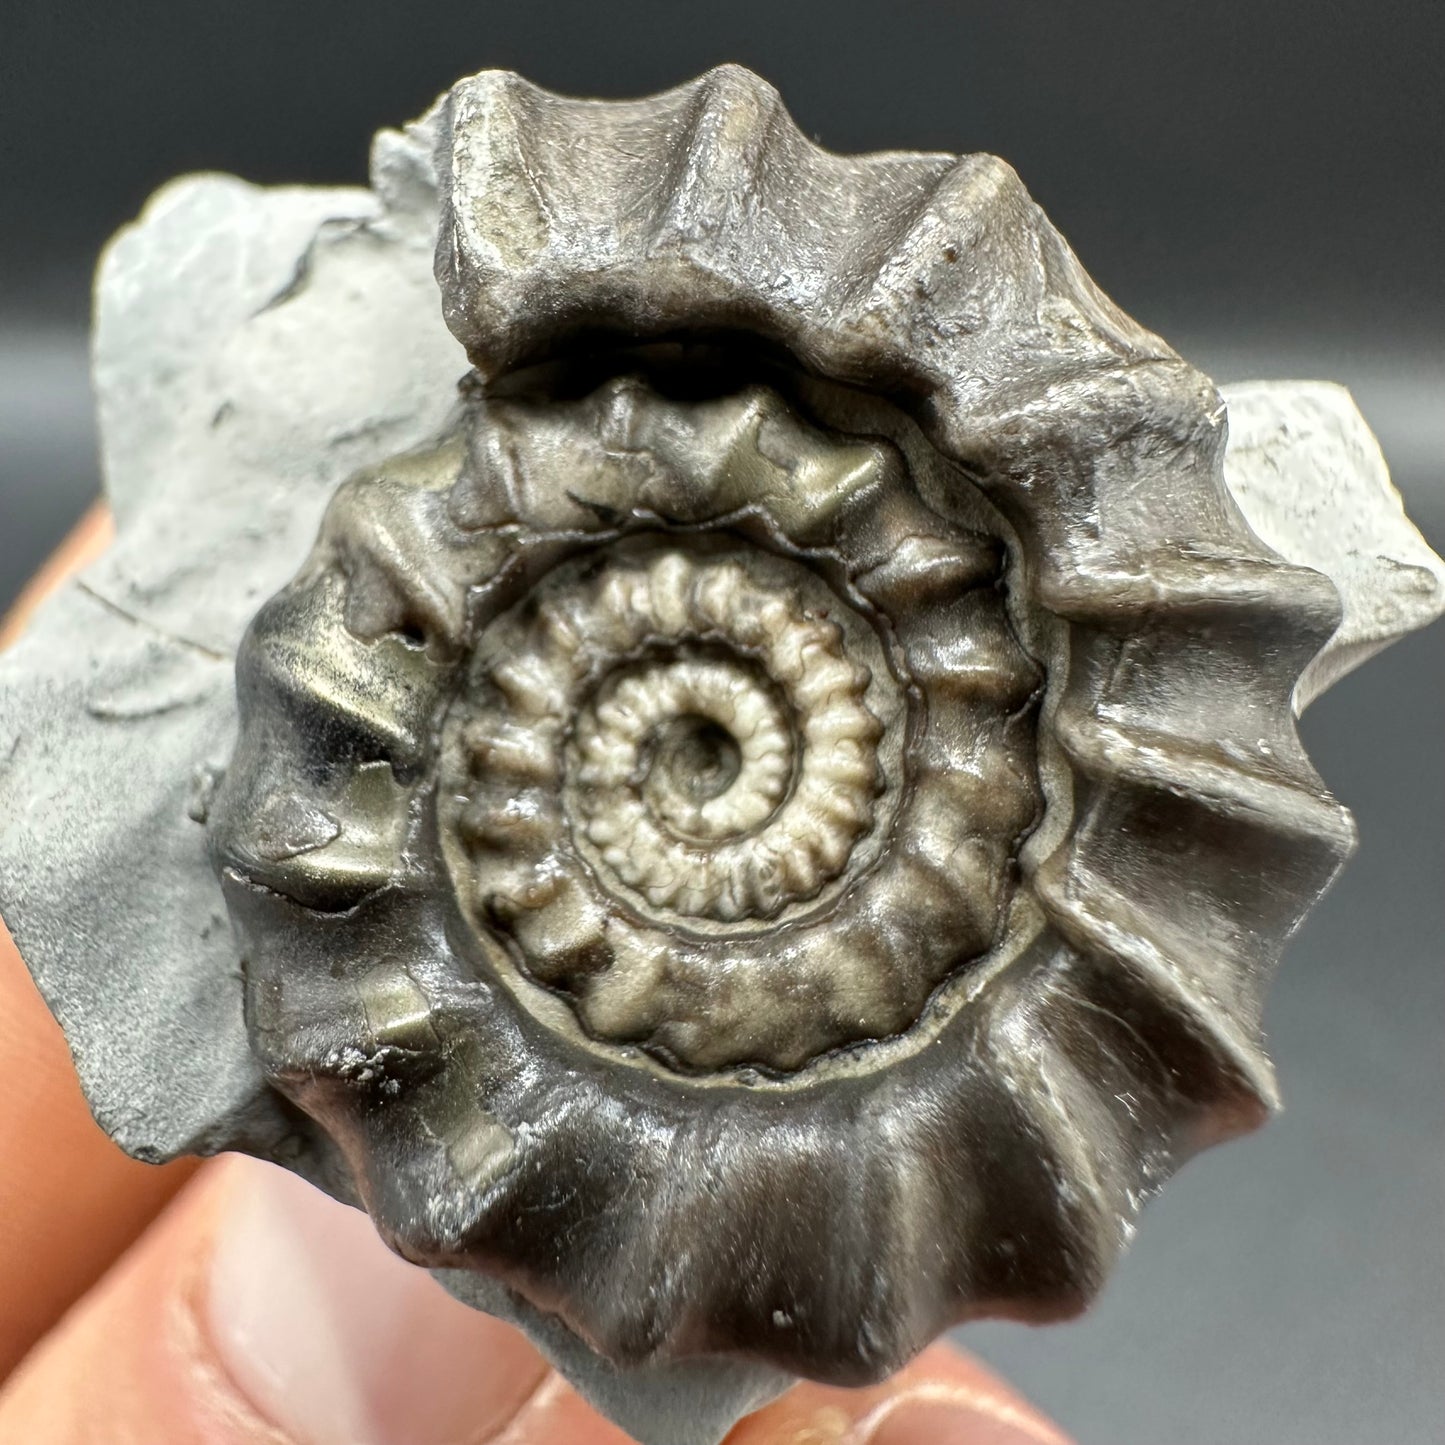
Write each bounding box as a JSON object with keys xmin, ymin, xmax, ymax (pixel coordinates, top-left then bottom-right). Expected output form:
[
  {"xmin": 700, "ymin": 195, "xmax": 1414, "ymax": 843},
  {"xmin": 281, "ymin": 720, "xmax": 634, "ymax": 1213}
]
[
  {"xmin": 206, "ymin": 1158, "xmax": 548, "ymax": 1445},
  {"xmin": 864, "ymin": 1390, "xmax": 1072, "ymax": 1445}
]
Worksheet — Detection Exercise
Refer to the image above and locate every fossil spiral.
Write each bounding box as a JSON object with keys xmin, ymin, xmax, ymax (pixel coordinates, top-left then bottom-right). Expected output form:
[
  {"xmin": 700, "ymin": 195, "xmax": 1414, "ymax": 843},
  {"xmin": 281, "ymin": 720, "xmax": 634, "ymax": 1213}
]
[
  {"xmin": 220, "ymin": 374, "xmax": 1043, "ymax": 1080},
  {"xmin": 432, "ymin": 387, "xmax": 1042, "ymax": 1073},
  {"xmin": 192, "ymin": 68, "xmax": 1380, "ymax": 1381}
]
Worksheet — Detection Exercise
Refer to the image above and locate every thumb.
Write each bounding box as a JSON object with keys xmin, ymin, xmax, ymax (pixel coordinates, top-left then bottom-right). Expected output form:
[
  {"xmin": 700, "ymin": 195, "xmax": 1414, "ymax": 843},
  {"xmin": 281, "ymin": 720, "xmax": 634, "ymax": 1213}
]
[{"xmin": 0, "ymin": 1156, "xmax": 567, "ymax": 1444}]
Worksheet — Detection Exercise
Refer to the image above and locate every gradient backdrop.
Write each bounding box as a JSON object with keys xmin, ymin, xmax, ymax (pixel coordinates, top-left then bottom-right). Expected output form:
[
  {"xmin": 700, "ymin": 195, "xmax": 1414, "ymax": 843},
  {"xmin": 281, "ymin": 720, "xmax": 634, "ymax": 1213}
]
[{"xmin": 2, "ymin": 5, "xmax": 1441, "ymax": 1443}]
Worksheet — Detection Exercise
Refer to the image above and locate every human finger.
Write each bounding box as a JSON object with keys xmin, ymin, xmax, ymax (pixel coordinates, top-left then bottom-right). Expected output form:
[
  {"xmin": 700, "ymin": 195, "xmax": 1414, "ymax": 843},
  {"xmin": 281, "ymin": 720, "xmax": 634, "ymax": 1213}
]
[
  {"xmin": 0, "ymin": 1155, "xmax": 608, "ymax": 1444},
  {"xmin": 727, "ymin": 1343, "xmax": 1069, "ymax": 1444}
]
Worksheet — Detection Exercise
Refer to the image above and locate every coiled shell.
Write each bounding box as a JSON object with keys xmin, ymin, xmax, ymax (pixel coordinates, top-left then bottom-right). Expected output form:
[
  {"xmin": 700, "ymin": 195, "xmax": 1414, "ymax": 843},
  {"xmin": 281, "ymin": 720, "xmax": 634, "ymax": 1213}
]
[{"xmin": 204, "ymin": 65, "xmax": 1361, "ymax": 1387}]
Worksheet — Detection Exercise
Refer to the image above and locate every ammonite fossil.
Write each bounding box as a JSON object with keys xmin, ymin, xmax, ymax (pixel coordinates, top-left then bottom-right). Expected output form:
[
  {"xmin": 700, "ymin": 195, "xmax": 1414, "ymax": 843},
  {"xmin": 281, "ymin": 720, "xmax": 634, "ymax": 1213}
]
[{"xmin": 1, "ymin": 66, "xmax": 1441, "ymax": 1445}]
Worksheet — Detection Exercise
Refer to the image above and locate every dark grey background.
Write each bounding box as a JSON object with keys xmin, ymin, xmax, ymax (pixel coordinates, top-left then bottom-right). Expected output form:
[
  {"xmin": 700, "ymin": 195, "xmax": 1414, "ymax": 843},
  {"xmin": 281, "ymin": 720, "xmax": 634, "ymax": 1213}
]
[{"xmin": 1, "ymin": 4, "xmax": 1440, "ymax": 1442}]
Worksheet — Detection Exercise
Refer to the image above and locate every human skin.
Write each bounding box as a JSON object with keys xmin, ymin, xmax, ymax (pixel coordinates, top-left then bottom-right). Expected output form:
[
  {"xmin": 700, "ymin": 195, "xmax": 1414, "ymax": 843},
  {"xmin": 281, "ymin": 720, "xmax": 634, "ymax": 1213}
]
[{"xmin": 0, "ymin": 506, "xmax": 1069, "ymax": 1445}]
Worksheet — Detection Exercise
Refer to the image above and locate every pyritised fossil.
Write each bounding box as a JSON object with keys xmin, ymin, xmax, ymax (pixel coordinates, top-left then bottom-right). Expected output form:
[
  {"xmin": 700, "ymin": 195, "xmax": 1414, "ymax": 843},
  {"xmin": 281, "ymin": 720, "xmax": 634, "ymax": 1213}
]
[{"xmin": 1, "ymin": 66, "xmax": 1442, "ymax": 1445}]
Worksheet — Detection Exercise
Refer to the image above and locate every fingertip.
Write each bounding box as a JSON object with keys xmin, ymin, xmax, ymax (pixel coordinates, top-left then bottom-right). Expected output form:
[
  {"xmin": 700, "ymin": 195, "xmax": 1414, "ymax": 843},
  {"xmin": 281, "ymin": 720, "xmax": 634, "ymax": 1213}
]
[
  {"xmin": 0, "ymin": 1157, "xmax": 241, "ymax": 1440},
  {"xmin": 726, "ymin": 1343, "xmax": 1071, "ymax": 1445},
  {"xmin": 0, "ymin": 1157, "xmax": 557, "ymax": 1445},
  {"xmin": 206, "ymin": 1158, "xmax": 549, "ymax": 1445}
]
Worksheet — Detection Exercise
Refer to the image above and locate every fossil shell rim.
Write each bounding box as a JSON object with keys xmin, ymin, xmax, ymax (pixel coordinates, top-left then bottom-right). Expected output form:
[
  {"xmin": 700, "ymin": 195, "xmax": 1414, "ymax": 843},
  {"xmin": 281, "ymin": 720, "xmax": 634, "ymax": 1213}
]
[{"xmin": 202, "ymin": 65, "xmax": 1359, "ymax": 1386}]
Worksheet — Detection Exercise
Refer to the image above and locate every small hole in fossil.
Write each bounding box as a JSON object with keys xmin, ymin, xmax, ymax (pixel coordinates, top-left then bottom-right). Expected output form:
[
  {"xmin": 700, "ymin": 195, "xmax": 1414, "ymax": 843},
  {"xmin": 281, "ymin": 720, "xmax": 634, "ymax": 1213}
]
[{"xmin": 650, "ymin": 714, "xmax": 743, "ymax": 806}]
